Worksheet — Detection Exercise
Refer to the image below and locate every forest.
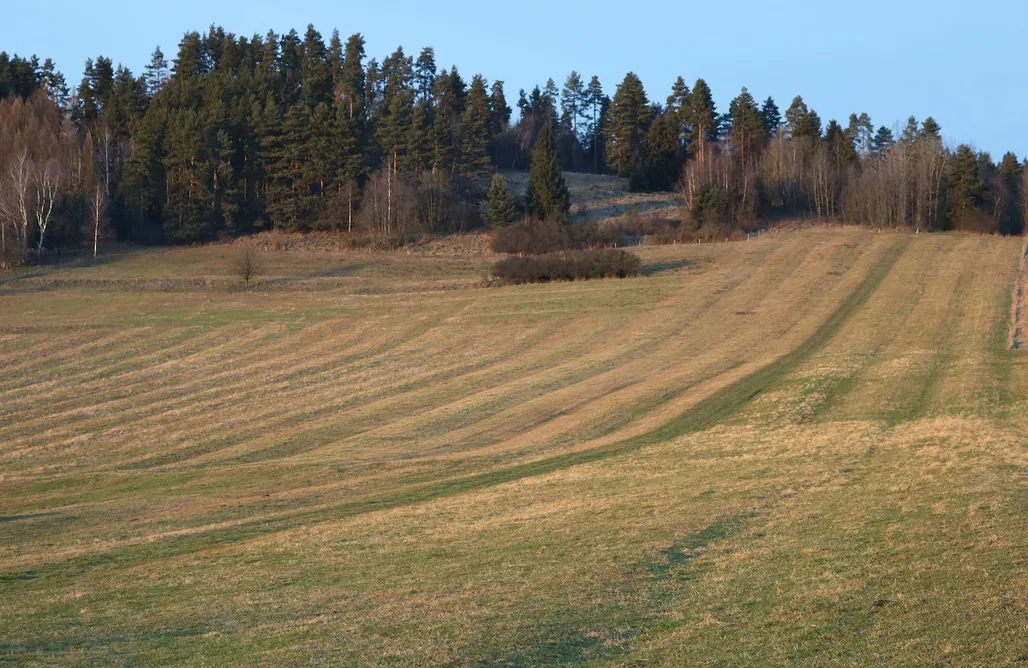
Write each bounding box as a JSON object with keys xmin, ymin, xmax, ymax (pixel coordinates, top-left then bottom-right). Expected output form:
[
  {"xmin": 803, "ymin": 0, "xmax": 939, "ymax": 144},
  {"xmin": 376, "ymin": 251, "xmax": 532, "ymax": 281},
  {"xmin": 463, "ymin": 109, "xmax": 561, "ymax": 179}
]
[{"xmin": 1, "ymin": 25, "xmax": 1027, "ymax": 267}]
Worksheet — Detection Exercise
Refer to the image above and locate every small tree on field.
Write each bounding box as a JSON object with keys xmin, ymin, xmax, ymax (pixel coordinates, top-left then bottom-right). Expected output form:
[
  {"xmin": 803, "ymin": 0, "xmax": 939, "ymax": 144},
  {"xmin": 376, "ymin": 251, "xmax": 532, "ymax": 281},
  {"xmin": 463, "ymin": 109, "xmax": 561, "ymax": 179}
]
[
  {"xmin": 485, "ymin": 173, "xmax": 517, "ymax": 227},
  {"xmin": 233, "ymin": 239, "xmax": 263, "ymax": 289}
]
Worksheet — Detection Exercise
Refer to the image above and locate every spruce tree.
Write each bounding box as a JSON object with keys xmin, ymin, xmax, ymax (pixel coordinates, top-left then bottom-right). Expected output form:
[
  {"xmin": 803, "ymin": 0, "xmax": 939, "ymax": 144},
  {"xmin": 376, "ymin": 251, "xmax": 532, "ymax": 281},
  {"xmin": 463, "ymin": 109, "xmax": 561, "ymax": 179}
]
[
  {"xmin": 760, "ymin": 96, "xmax": 781, "ymax": 136},
  {"xmin": 461, "ymin": 74, "xmax": 492, "ymax": 177},
  {"xmin": 489, "ymin": 80, "xmax": 511, "ymax": 133},
  {"xmin": 485, "ymin": 173, "xmax": 517, "ymax": 226},
  {"xmin": 526, "ymin": 125, "xmax": 569, "ymax": 223},
  {"xmin": 920, "ymin": 116, "xmax": 941, "ymax": 139},
  {"xmin": 606, "ymin": 72, "xmax": 649, "ymax": 175}
]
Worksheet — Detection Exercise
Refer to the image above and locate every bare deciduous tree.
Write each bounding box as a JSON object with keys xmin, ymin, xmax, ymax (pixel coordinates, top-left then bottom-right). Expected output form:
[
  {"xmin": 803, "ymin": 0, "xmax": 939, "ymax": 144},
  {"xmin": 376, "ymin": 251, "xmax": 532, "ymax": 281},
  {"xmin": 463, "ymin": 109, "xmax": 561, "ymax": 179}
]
[
  {"xmin": 232, "ymin": 240, "xmax": 263, "ymax": 288},
  {"xmin": 1, "ymin": 148, "xmax": 34, "ymax": 264},
  {"xmin": 33, "ymin": 159, "xmax": 63, "ymax": 258},
  {"xmin": 91, "ymin": 182, "xmax": 107, "ymax": 259}
]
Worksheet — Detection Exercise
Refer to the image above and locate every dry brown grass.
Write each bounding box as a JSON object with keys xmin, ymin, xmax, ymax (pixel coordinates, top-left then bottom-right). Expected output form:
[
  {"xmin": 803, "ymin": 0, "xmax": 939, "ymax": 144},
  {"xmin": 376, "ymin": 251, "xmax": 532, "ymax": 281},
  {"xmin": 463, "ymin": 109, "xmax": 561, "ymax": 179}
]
[{"xmin": 0, "ymin": 229, "xmax": 1025, "ymax": 665}]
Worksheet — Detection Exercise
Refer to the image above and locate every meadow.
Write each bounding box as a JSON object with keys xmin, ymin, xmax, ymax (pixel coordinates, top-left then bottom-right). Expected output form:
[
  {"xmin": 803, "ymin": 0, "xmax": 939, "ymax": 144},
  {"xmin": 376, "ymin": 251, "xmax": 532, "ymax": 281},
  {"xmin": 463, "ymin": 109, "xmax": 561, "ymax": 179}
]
[{"xmin": 1, "ymin": 228, "xmax": 1027, "ymax": 665}]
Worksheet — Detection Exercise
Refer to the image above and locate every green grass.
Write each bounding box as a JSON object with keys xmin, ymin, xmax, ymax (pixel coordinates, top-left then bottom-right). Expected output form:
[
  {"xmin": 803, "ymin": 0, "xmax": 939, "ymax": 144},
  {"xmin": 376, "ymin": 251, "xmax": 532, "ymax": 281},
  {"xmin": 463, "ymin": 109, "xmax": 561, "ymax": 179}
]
[{"xmin": 1, "ymin": 229, "xmax": 1027, "ymax": 666}]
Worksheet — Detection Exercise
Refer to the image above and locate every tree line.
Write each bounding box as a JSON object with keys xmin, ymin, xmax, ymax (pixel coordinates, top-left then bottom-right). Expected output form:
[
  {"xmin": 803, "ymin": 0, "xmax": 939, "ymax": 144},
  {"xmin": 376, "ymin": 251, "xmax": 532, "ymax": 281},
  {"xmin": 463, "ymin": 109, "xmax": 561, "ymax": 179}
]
[{"xmin": 1, "ymin": 26, "xmax": 1027, "ymax": 267}]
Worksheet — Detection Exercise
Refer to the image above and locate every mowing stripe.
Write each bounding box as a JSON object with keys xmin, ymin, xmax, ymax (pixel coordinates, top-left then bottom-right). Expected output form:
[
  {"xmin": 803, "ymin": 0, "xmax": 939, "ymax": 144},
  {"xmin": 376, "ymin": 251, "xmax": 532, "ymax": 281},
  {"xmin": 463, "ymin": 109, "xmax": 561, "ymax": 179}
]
[{"xmin": 0, "ymin": 238, "xmax": 909, "ymax": 583}]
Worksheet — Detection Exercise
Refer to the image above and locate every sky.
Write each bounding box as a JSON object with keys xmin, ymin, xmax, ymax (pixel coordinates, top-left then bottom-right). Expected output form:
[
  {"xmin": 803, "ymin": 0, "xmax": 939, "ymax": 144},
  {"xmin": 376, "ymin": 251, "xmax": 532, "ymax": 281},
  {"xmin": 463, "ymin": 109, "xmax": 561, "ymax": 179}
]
[{"xmin": 2, "ymin": 0, "xmax": 1025, "ymax": 159}]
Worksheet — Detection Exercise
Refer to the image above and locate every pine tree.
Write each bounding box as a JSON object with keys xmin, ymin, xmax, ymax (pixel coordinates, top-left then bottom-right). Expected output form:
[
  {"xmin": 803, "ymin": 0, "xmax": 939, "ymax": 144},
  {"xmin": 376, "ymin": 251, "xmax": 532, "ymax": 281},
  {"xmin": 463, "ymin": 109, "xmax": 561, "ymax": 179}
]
[
  {"xmin": 300, "ymin": 25, "xmax": 332, "ymax": 109},
  {"xmin": 900, "ymin": 116, "xmax": 920, "ymax": 144},
  {"xmin": 409, "ymin": 98, "xmax": 433, "ymax": 173},
  {"xmin": 485, "ymin": 173, "xmax": 517, "ymax": 226},
  {"xmin": 728, "ymin": 87, "xmax": 765, "ymax": 168},
  {"xmin": 327, "ymin": 30, "xmax": 344, "ymax": 88},
  {"xmin": 785, "ymin": 96, "xmax": 821, "ymax": 142},
  {"xmin": 606, "ymin": 72, "xmax": 649, "ymax": 175},
  {"xmin": 639, "ymin": 113, "xmax": 681, "ymax": 191},
  {"xmin": 39, "ymin": 58, "xmax": 68, "ymax": 108},
  {"xmin": 461, "ymin": 74, "xmax": 492, "ymax": 177},
  {"xmin": 339, "ymin": 33, "xmax": 366, "ymax": 120},
  {"xmin": 872, "ymin": 126, "xmax": 895, "ymax": 155},
  {"xmin": 846, "ymin": 112, "xmax": 874, "ymax": 154},
  {"xmin": 561, "ymin": 71, "xmax": 585, "ymax": 137},
  {"xmin": 666, "ymin": 76, "xmax": 691, "ymax": 151},
  {"xmin": 824, "ymin": 119, "xmax": 857, "ymax": 165},
  {"xmin": 920, "ymin": 116, "xmax": 941, "ymax": 139},
  {"xmin": 525, "ymin": 125, "xmax": 569, "ymax": 222},
  {"xmin": 413, "ymin": 47, "xmax": 436, "ymax": 102},
  {"xmin": 432, "ymin": 66, "xmax": 466, "ymax": 176},
  {"xmin": 949, "ymin": 144, "xmax": 985, "ymax": 227},
  {"xmin": 687, "ymin": 78, "xmax": 717, "ymax": 160},
  {"xmin": 585, "ymin": 76, "xmax": 607, "ymax": 173},
  {"xmin": 144, "ymin": 47, "xmax": 169, "ymax": 97}
]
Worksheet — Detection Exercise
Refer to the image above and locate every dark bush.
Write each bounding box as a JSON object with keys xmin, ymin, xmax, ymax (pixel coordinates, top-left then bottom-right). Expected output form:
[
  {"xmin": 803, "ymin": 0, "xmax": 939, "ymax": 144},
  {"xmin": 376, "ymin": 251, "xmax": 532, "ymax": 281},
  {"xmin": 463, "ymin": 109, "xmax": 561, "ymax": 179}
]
[
  {"xmin": 490, "ymin": 218, "xmax": 623, "ymax": 254},
  {"xmin": 492, "ymin": 249, "xmax": 641, "ymax": 285}
]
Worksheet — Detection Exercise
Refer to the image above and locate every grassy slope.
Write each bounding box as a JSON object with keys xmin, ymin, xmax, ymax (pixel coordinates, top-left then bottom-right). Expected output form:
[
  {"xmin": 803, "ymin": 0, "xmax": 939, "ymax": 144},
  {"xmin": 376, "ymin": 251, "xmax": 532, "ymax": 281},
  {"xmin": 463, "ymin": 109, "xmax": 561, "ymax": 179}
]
[{"xmin": 0, "ymin": 230, "xmax": 1026, "ymax": 666}]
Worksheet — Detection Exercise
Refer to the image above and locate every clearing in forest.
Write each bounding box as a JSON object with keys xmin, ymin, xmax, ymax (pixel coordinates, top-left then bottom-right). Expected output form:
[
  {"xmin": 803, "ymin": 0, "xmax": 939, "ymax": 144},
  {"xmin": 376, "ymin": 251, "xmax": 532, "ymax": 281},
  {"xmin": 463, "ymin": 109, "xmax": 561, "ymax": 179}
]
[{"xmin": 1, "ymin": 228, "xmax": 1026, "ymax": 666}]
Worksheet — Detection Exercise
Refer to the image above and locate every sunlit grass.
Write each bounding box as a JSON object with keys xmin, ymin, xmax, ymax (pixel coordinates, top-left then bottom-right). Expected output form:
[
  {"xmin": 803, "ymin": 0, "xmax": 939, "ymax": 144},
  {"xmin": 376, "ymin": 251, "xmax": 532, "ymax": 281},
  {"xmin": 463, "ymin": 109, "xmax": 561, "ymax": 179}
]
[{"xmin": 1, "ymin": 229, "xmax": 1025, "ymax": 665}]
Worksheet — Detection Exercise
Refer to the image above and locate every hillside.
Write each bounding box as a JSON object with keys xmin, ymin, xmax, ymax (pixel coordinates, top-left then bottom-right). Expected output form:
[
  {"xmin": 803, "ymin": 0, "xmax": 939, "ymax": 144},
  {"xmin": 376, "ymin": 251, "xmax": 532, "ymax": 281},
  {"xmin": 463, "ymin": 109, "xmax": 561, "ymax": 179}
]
[{"xmin": 1, "ymin": 230, "xmax": 1027, "ymax": 665}]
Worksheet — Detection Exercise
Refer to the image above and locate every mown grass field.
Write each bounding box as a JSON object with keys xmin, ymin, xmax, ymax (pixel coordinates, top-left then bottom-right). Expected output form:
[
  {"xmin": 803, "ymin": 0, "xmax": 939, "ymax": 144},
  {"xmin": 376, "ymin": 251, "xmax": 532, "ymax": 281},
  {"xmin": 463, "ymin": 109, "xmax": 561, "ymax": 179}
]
[{"xmin": 1, "ymin": 229, "xmax": 1027, "ymax": 666}]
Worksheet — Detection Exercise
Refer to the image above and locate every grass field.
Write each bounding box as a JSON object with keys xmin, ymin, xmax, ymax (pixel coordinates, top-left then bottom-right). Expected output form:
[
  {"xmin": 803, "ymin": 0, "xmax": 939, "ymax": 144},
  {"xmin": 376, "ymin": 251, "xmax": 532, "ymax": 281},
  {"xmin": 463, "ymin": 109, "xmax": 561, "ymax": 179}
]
[{"xmin": 1, "ymin": 228, "xmax": 1027, "ymax": 666}]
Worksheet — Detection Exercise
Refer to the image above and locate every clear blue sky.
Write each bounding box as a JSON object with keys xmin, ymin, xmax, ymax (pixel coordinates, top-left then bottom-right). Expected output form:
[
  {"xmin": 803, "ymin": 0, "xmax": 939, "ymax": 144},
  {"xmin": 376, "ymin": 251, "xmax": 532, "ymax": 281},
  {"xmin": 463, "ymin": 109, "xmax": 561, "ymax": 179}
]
[{"xmin": 2, "ymin": 0, "xmax": 1025, "ymax": 159}]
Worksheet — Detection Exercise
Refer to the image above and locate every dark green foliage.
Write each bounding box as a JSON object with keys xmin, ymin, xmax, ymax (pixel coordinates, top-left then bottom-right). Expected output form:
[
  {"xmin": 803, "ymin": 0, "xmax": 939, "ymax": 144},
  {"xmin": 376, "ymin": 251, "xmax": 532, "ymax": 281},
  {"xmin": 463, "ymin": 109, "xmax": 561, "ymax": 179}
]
[
  {"xmin": 921, "ymin": 116, "xmax": 941, "ymax": 139},
  {"xmin": 606, "ymin": 73, "xmax": 649, "ymax": 175},
  {"xmin": 0, "ymin": 52, "xmax": 44, "ymax": 100},
  {"xmin": 525, "ymin": 126, "xmax": 570, "ymax": 222},
  {"xmin": 432, "ymin": 67, "xmax": 466, "ymax": 177},
  {"xmin": 485, "ymin": 174, "xmax": 517, "ymax": 227},
  {"xmin": 492, "ymin": 249, "xmax": 641, "ymax": 284},
  {"xmin": 872, "ymin": 126, "xmax": 896, "ymax": 155},
  {"xmin": 687, "ymin": 79, "xmax": 718, "ymax": 160},
  {"xmin": 949, "ymin": 144, "xmax": 987, "ymax": 228},
  {"xmin": 824, "ymin": 119, "xmax": 857, "ymax": 164},
  {"xmin": 461, "ymin": 75, "xmax": 493, "ymax": 177},
  {"xmin": 760, "ymin": 97, "xmax": 781, "ymax": 136},
  {"xmin": 728, "ymin": 87, "xmax": 765, "ymax": 167},
  {"xmin": 631, "ymin": 113, "xmax": 681, "ymax": 191},
  {"xmin": 846, "ymin": 112, "xmax": 874, "ymax": 154},
  {"xmin": 5, "ymin": 22, "xmax": 1026, "ymax": 255},
  {"xmin": 785, "ymin": 96, "xmax": 821, "ymax": 142}
]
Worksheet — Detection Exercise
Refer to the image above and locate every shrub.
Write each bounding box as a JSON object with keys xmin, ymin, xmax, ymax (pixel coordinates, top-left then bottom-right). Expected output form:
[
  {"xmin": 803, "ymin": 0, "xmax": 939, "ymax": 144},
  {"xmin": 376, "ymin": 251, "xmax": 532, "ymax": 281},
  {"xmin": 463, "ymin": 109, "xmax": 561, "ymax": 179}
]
[
  {"xmin": 490, "ymin": 218, "xmax": 622, "ymax": 255},
  {"xmin": 492, "ymin": 249, "xmax": 641, "ymax": 285}
]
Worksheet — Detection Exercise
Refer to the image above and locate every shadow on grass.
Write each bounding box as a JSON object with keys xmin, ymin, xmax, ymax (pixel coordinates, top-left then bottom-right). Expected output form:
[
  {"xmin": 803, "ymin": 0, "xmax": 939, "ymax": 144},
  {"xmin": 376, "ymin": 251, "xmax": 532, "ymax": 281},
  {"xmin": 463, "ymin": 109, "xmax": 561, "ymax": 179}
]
[
  {"xmin": 462, "ymin": 515, "xmax": 753, "ymax": 666},
  {"xmin": 644, "ymin": 259, "xmax": 696, "ymax": 275}
]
